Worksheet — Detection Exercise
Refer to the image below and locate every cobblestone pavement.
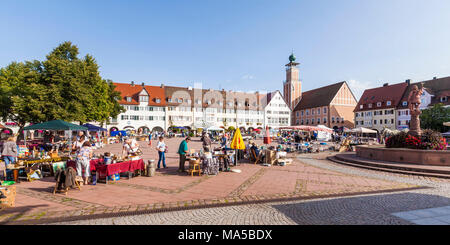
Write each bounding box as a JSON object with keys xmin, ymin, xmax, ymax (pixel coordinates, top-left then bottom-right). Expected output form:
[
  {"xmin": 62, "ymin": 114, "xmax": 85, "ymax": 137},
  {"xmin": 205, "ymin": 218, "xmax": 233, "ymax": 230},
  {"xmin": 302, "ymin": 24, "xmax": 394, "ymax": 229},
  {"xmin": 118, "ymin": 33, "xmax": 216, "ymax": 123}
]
[{"xmin": 49, "ymin": 153, "xmax": 450, "ymax": 225}]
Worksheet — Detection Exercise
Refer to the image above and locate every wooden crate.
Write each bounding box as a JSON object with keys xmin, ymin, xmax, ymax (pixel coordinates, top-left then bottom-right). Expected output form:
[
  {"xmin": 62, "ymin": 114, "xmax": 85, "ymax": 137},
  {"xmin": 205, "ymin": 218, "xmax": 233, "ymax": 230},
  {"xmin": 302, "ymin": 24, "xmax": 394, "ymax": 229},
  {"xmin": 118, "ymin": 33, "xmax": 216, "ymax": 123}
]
[{"xmin": 0, "ymin": 186, "xmax": 16, "ymax": 209}]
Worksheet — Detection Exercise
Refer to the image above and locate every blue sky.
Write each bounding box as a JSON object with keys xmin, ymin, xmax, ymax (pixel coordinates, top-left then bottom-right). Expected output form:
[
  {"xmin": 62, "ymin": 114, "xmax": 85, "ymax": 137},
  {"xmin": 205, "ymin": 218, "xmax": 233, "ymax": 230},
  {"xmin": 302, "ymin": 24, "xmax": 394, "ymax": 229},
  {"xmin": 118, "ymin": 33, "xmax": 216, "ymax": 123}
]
[{"xmin": 1, "ymin": 0, "xmax": 450, "ymax": 99}]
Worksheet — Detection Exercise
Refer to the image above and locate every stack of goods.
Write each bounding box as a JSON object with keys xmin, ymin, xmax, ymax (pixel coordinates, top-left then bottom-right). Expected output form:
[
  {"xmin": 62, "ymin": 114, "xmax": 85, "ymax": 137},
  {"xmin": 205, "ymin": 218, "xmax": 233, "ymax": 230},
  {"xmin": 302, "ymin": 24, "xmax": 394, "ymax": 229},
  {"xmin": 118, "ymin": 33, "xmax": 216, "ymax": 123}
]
[
  {"xmin": 0, "ymin": 181, "xmax": 16, "ymax": 209},
  {"xmin": 265, "ymin": 149, "xmax": 277, "ymax": 165},
  {"xmin": 275, "ymin": 151, "xmax": 292, "ymax": 166}
]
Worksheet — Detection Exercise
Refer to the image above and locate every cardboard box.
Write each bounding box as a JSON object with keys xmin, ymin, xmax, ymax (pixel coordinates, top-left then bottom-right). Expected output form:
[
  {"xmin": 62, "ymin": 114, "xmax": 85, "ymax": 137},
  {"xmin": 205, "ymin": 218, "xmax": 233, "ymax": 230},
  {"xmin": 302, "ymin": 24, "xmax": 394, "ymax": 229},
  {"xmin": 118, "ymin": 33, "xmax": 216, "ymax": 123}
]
[{"xmin": 0, "ymin": 186, "xmax": 16, "ymax": 209}]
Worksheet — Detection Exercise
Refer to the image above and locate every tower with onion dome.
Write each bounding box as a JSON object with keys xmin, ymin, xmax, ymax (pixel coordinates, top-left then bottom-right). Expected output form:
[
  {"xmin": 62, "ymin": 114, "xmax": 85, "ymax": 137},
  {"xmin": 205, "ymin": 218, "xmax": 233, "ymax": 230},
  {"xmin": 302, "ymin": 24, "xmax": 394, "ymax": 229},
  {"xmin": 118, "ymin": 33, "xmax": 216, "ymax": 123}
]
[{"xmin": 283, "ymin": 52, "xmax": 302, "ymax": 112}]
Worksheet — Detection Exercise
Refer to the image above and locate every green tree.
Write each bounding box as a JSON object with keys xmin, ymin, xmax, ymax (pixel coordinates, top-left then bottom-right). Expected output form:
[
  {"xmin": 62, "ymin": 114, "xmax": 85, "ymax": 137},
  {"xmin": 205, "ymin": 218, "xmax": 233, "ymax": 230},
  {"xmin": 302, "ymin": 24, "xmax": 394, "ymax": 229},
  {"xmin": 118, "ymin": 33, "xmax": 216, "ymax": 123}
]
[
  {"xmin": 420, "ymin": 103, "xmax": 450, "ymax": 132},
  {"xmin": 0, "ymin": 61, "xmax": 47, "ymax": 135},
  {"xmin": 0, "ymin": 41, "xmax": 124, "ymax": 138}
]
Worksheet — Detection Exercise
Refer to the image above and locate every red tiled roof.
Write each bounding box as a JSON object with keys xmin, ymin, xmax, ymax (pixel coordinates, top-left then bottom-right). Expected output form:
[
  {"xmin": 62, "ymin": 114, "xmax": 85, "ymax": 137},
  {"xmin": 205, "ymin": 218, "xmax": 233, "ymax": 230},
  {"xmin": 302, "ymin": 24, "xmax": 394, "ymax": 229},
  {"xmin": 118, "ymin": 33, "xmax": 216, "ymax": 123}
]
[
  {"xmin": 354, "ymin": 82, "xmax": 408, "ymax": 112},
  {"xmin": 293, "ymin": 82, "xmax": 345, "ymax": 111},
  {"xmin": 397, "ymin": 76, "xmax": 450, "ymax": 109},
  {"xmin": 113, "ymin": 82, "xmax": 166, "ymax": 106}
]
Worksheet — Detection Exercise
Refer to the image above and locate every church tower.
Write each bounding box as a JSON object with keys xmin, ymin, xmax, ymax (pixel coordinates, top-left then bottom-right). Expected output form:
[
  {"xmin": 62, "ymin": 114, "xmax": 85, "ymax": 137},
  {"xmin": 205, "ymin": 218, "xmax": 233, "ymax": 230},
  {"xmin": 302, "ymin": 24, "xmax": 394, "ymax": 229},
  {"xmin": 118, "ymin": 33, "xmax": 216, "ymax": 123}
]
[{"xmin": 283, "ymin": 52, "xmax": 302, "ymax": 110}]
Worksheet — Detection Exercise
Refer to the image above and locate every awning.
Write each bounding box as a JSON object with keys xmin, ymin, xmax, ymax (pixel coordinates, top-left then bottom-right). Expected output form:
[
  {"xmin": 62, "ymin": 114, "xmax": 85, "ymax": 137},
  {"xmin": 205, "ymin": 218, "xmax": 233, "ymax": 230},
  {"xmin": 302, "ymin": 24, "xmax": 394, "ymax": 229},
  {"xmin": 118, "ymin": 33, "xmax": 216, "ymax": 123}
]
[
  {"xmin": 206, "ymin": 126, "xmax": 225, "ymax": 132},
  {"xmin": 279, "ymin": 125, "xmax": 332, "ymax": 132},
  {"xmin": 82, "ymin": 123, "xmax": 107, "ymax": 132},
  {"xmin": 23, "ymin": 120, "xmax": 88, "ymax": 131},
  {"xmin": 444, "ymin": 122, "xmax": 450, "ymax": 127},
  {"xmin": 350, "ymin": 127, "xmax": 378, "ymax": 134}
]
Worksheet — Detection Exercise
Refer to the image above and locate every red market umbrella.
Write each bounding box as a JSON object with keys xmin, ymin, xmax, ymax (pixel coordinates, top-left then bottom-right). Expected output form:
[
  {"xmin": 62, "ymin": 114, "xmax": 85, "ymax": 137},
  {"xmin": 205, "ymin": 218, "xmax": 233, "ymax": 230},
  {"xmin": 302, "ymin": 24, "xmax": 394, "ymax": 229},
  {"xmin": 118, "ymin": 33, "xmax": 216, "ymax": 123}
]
[{"xmin": 263, "ymin": 126, "xmax": 271, "ymax": 144}]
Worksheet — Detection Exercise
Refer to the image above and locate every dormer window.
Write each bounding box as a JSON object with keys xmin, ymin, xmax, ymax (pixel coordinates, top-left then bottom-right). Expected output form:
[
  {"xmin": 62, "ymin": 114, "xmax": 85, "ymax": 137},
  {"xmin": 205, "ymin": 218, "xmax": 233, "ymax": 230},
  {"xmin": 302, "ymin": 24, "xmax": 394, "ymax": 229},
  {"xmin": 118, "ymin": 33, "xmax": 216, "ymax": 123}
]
[
  {"xmin": 360, "ymin": 105, "xmax": 363, "ymax": 109},
  {"xmin": 386, "ymin": 101, "xmax": 392, "ymax": 106},
  {"xmin": 168, "ymin": 98, "xmax": 173, "ymax": 103},
  {"xmin": 377, "ymin": 102, "xmax": 381, "ymax": 107},
  {"xmin": 139, "ymin": 95, "xmax": 148, "ymax": 102},
  {"xmin": 178, "ymin": 98, "xmax": 183, "ymax": 103},
  {"xmin": 402, "ymin": 101, "xmax": 407, "ymax": 106},
  {"xmin": 155, "ymin": 98, "xmax": 161, "ymax": 103},
  {"xmin": 126, "ymin": 97, "xmax": 132, "ymax": 102},
  {"xmin": 441, "ymin": 96, "xmax": 448, "ymax": 102},
  {"xmin": 368, "ymin": 104, "xmax": 372, "ymax": 108}
]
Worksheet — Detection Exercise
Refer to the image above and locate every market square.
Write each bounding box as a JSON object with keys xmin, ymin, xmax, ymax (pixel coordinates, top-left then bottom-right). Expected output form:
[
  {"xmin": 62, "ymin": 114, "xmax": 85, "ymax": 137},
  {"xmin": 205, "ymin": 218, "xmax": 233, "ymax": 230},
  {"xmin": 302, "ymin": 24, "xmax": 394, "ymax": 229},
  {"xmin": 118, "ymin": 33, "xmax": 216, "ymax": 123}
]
[{"xmin": 1, "ymin": 0, "xmax": 450, "ymax": 229}]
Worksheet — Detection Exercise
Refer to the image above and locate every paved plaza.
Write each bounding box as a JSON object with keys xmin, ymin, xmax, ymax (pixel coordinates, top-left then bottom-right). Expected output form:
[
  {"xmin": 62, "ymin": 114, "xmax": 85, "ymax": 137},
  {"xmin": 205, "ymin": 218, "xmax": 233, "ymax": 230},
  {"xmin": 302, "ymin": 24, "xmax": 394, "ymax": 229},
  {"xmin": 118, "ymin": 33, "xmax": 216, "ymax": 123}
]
[{"xmin": 1, "ymin": 137, "xmax": 449, "ymax": 225}]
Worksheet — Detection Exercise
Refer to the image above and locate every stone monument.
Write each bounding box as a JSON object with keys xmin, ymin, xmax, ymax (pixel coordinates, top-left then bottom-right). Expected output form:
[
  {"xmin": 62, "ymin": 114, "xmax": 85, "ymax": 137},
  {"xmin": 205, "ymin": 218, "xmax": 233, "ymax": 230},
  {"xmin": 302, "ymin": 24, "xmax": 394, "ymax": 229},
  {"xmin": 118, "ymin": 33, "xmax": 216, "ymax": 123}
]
[{"xmin": 407, "ymin": 83, "xmax": 424, "ymax": 137}]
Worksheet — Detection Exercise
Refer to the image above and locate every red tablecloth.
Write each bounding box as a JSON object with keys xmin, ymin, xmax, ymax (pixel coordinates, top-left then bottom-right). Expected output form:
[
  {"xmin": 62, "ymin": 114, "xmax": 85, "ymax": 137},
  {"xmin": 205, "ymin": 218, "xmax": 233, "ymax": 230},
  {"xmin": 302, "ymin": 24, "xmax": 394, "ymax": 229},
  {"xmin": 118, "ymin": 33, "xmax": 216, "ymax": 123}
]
[{"xmin": 66, "ymin": 159, "xmax": 145, "ymax": 178}]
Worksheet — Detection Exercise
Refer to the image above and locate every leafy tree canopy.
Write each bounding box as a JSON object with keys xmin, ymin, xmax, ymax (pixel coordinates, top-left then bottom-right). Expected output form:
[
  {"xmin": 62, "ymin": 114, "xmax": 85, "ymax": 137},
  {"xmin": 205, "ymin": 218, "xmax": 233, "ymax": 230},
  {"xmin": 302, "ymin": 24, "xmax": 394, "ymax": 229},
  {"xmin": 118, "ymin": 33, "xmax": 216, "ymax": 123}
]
[
  {"xmin": 0, "ymin": 41, "xmax": 124, "ymax": 132},
  {"xmin": 420, "ymin": 103, "xmax": 450, "ymax": 132}
]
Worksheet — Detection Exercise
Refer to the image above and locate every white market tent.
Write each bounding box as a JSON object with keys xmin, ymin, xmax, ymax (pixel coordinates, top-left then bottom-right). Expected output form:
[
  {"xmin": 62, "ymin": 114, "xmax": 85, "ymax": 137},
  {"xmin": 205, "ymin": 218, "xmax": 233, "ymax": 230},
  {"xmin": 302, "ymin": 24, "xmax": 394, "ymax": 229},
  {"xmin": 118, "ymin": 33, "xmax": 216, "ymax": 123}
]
[
  {"xmin": 316, "ymin": 125, "xmax": 333, "ymax": 141},
  {"xmin": 317, "ymin": 125, "xmax": 333, "ymax": 132},
  {"xmin": 350, "ymin": 127, "xmax": 378, "ymax": 134},
  {"xmin": 206, "ymin": 126, "xmax": 225, "ymax": 132}
]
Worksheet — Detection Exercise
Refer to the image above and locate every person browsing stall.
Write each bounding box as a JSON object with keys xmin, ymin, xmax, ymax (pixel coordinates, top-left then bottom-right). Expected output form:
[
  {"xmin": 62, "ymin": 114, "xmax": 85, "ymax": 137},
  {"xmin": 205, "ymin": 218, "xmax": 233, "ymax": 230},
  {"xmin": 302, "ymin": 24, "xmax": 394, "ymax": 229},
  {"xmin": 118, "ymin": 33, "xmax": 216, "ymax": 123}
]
[
  {"xmin": 177, "ymin": 137, "xmax": 191, "ymax": 172},
  {"xmin": 156, "ymin": 136, "xmax": 167, "ymax": 169},
  {"xmin": 122, "ymin": 137, "xmax": 140, "ymax": 157},
  {"xmin": 1, "ymin": 136, "xmax": 18, "ymax": 181},
  {"xmin": 76, "ymin": 141, "xmax": 93, "ymax": 185}
]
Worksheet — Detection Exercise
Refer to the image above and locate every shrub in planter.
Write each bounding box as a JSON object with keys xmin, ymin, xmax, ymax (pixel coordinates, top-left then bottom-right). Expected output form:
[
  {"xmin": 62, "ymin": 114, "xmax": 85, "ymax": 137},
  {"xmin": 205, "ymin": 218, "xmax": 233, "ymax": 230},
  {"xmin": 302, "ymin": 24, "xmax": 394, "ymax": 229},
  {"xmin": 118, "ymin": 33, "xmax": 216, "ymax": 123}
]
[
  {"xmin": 386, "ymin": 129, "xmax": 447, "ymax": 150},
  {"xmin": 386, "ymin": 131, "xmax": 408, "ymax": 148},
  {"xmin": 420, "ymin": 129, "xmax": 447, "ymax": 150}
]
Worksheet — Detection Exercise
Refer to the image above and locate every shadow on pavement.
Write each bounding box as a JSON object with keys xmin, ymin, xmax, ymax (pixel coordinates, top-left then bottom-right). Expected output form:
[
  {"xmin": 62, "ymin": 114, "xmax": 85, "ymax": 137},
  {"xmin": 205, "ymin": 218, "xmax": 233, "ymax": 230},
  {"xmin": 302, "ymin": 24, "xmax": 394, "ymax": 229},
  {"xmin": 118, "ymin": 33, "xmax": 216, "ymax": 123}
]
[{"xmin": 272, "ymin": 192, "xmax": 450, "ymax": 225}]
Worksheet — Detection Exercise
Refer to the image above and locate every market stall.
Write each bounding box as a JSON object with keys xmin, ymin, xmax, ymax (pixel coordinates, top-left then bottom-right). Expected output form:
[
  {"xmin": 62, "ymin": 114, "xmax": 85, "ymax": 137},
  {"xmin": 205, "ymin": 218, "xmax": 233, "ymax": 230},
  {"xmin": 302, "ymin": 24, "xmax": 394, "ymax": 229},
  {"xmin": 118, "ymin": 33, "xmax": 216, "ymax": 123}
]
[{"xmin": 66, "ymin": 158, "xmax": 145, "ymax": 184}]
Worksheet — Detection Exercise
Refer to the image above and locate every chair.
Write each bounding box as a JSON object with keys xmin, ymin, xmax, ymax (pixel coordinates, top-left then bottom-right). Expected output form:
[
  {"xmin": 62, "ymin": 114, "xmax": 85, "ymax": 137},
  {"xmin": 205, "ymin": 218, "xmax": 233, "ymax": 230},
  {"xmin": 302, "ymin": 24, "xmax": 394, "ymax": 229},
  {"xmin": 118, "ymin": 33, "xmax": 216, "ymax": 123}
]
[
  {"xmin": 251, "ymin": 148, "xmax": 261, "ymax": 165},
  {"xmin": 188, "ymin": 160, "xmax": 202, "ymax": 176},
  {"xmin": 53, "ymin": 168, "xmax": 81, "ymax": 195}
]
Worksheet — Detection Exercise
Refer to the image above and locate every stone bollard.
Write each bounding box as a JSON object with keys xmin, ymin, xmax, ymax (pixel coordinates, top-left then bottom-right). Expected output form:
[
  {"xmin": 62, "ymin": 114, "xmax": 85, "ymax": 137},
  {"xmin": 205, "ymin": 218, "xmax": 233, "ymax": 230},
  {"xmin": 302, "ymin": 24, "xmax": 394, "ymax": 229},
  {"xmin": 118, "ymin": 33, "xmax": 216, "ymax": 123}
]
[{"xmin": 147, "ymin": 160, "xmax": 156, "ymax": 177}]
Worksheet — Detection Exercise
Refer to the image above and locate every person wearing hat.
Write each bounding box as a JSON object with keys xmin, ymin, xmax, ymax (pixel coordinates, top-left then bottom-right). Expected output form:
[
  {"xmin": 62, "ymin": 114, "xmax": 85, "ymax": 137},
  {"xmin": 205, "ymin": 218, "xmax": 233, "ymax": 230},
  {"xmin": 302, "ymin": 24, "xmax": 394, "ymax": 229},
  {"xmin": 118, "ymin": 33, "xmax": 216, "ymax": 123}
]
[{"xmin": 177, "ymin": 137, "xmax": 191, "ymax": 172}]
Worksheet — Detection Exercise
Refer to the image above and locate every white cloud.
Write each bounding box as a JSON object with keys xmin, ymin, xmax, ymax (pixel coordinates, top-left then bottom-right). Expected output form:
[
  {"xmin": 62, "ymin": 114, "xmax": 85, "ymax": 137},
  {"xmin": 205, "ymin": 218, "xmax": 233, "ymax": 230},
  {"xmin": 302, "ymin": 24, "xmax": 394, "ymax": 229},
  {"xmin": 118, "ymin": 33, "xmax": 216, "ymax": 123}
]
[
  {"xmin": 241, "ymin": 74, "xmax": 255, "ymax": 80},
  {"xmin": 347, "ymin": 80, "xmax": 375, "ymax": 100}
]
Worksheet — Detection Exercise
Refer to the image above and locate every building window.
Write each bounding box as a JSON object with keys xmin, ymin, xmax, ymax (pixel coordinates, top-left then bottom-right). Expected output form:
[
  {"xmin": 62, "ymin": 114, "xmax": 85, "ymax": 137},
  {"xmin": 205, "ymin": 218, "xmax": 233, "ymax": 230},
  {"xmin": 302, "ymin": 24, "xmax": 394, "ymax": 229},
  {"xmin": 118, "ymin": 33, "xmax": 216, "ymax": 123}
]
[
  {"xmin": 139, "ymin": 95, "xmax": 148, "ymax": 102},
  {"xmin": 374, "ymin": 120, "xmax": 377, "ymax": 125},
  {"xmin": 317, "ymin": 118, "xmax": 320, "ymax": 124},
  {"xmin": 336, "ymin": 118, "xmax": 340, "ymax": 123},
  {"xmin": 311, "ymin": 118, "xmax": 315, "ymax": 124},
  {"xmin": 306, "ymin": 110, "xmax": 309, "ymax": 115},
  {"xmin": 368, "ymin": 104, "xmax": 372, "ymax": 108},
  {"xmin": 296, "ymin": 111, "xmax": 299, "ymax": 117},
  {"xmin": 323, "ymin": 117, "xmax": 327, "ymax": 123},
  {"xmin": 323, "ymin": 107, "xmax": 327, "ymax": 114},
  {"xmin": 391, "ymin": 119, "xmax": 394, "ymax": 124},
  {"xmin": 441, "ymin": 96, "xmax": 448, "ymax": 102},
  {"xmin": 402, "ymin": 101, "xmax": 407, "ymax": 106},
  {"xmin": 385, "ymin": 119, "xmax": 388, "ymax": 124},
  {"xmin": 306, "ymin": 119, "xmax": 309, "ymax": 124},
  {"xmin": 380, "ymin": 119, "xmax": 382, "ymax": 124},
  {"xmin": 317, "ymin": 108, "xmax": 320, "ymax": 115},
  {"xmin": 301, "ymin": 120, "xmax": 304, "ymax": 125},
  {"xmin": 377, "ymin": 102, "xmax": 381, "ymax": 107},
  {"xmin": 301, "ymin": 111, "xmax": 304, "ymax": 116},
  {"xmin": 331, "ymin": 117, "xmax": 335, "ymax": 123},
  {"xmin": 155, "ymin": 98, "xmax": 161, "ymax": 103},
  {"xmin": 386, "ymin": 101, "xmax": 391, "ymax": 106},
  {"xmin": 126, "ymin": 97, "xmax": 132, "ymax": 102}
]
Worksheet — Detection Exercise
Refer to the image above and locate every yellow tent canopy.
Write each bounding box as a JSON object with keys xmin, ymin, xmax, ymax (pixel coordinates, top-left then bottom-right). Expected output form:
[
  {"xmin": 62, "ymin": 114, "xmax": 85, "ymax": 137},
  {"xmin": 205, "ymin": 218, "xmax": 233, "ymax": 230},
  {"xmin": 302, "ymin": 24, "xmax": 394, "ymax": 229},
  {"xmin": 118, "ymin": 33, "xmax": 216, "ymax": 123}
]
[{"xmin": 230, "ymin": 128, "xmax": 246, "ymax": 150}]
